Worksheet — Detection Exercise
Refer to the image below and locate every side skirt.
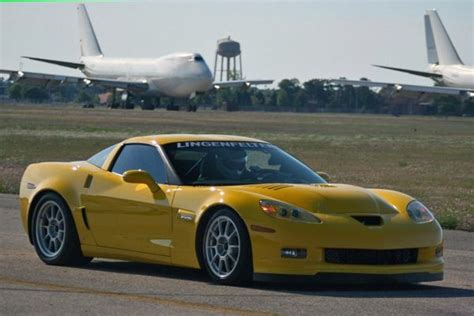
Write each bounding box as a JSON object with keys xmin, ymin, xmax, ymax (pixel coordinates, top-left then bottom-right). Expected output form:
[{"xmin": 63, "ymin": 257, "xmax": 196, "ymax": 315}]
[{"xmin": 81, "ymin": 245, "xmax": 172, "ymax": 265}]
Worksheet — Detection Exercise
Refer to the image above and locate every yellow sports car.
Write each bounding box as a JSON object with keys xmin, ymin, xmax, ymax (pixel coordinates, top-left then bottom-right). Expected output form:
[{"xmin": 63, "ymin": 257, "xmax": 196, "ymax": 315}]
[{"xmin": 19, "ymin": 134, "xmax": 443, "ymax": 284}]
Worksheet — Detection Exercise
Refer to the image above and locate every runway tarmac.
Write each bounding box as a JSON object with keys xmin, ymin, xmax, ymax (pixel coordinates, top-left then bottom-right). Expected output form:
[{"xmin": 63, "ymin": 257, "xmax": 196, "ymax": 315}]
[{"xmin": 0, "ymin": 193, "xmax": 473, "ymax": 315}]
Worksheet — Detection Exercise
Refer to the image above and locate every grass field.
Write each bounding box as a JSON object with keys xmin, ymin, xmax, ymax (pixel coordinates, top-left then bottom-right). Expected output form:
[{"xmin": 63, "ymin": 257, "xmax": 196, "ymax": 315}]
[{"xmin": 1, "ymin": 104, "xmax": 473, "ymax": 231}]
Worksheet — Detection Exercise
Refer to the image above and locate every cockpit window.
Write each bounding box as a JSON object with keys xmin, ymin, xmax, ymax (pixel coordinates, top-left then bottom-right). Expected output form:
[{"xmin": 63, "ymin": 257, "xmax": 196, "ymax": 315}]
[
  {"xmin": 193, "ymin": 54, "xmax": 204, "ymax": 62},
  {"xmin": 163, "ymin": 141, "xmax": 326, "ymax": 186}
]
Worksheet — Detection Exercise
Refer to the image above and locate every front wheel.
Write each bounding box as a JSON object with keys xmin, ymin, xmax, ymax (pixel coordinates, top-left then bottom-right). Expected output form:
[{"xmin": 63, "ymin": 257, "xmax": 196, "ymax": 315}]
[
  {"xmin": 202, "ymin": 208, "xmax": 252, "ymax": 285},
  {"xmin": 32, "ymin": 193, "xmax": 92, "ymax": 266}
]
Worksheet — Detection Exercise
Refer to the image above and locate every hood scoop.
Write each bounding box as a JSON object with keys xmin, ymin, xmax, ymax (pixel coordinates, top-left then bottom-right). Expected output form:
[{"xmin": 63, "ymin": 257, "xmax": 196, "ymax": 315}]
[{"xmin": 351, "ymin": 215, "xmax": 383, "ymax": 226}]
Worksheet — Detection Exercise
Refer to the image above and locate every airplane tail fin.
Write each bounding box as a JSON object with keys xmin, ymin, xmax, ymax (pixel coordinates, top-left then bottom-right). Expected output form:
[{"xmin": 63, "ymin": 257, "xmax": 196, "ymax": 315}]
[
  {"xmin": 77, "ymin": 4, "xmax": 103, "ymax": 57},
  {"xmin": 424, "ymin": 13, "xmax": 439, "ymax": 64},
  {"xmin": 425, "ymin": 9, "xmax": 463, "ymax": 65}
]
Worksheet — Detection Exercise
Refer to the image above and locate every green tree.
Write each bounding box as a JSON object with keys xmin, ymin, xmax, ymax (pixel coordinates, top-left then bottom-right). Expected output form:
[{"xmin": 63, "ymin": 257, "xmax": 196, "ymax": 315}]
[
  {"xmin": 276, "ymin": 89, "xmax": 289, "ymax": 107},
  {"xmin": 251, "ymin": 89, "xmax": 265, "ymax": 106},
  {"xmin": 216, "ymin": 88, "xmax": 238, "ymax": 110},
  {"xmin": 303, "ymin": 79, "xmax": 328, "ymax": 108},
  {"xmin": 23, "ymin": 86, "xmax": 49, "ymax": 103},
  {"xmin": 293, "ymin": 89, "xmax": 308, "ymax": 108},
  {"xmin": 8, "ymin": 84, "xmax": 23, "ymax": 101},
  {"xmin": 265, "ymin": 90, "xmax": 277, "ymax": 106},
  {"xmin": 235, "ymin": 89, "xmax": 252, "ymax": 107},
  {"xmin": 191, "ymin": 91, "xmax": 214, "ymax": 107},
  {"xmin": 435, "ymin": 95, "xmax": 462, "ymax": 116},
  {"xmin": 58, "ymin": 85, "xmax": 79, "ymax": 102},
  {"xmin": 76, "ymin": 90, "xmax": 93, "ymax": 103},
  {"xmin": 278, "ymin": 78, "xmax": 300, "ymax": 107},
  {"xmin": 340, "ymin": 85, "xmax": 356, "ymax": 112},
  {"xmin": 462, "ymin": 98, "xmax": 474, "ymax": 116},
  {"xmin": 355, "ymin": 86, "xmax": 379, "ymax": 113}
]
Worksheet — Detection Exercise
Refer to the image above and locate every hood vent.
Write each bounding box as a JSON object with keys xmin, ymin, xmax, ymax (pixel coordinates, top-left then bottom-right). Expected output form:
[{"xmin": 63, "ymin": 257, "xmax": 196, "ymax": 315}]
[
  {"xmin": 351, "ymin": 215, "xmax": 383, "ymax": 226},
  {"xmin": 255, "ymin": 184, "xmax": 293, "ymax": 191}
]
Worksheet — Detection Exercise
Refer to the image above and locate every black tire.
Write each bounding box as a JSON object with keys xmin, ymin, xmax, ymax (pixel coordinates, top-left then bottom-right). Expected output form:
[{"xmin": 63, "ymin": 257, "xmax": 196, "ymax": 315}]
[
  {"xmin": 31, "ymin": 193, "xmax": 92, "ymax": 266},
  {"xmin": 201, "ymin": 208, "xmax": 252, "ymax": 285}
]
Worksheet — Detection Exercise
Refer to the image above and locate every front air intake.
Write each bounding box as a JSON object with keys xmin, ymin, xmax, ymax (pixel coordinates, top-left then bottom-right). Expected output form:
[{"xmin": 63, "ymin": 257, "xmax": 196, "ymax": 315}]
[
  {"xmin": 325, "ymin": 248, "xmax": 418, "ymax": 265},
  {"xmin": 351, "ymin": 215, "xmax": 383, "ymax": 226}
]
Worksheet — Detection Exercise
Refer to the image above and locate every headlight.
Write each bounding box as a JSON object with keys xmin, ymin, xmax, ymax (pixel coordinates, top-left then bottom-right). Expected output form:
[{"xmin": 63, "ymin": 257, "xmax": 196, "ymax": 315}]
[
  {"xmin": 259, "ymin": 200, "xmax": 321, "ymax": 223},
  {"xmin": 407, "ymin": 200, "xmax": 434, "ymax": 223}
]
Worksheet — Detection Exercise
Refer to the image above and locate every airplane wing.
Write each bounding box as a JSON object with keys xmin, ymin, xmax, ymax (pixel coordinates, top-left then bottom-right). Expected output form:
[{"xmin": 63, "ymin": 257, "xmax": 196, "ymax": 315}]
[
  {"xmin": 21, "ymin": 56, "xmax": 85, "ymax": 70},
  {"xmin": 330, "ymin": 78, "xmax": 473, "ymax": 96},
  {"xmin": 213, "ymin": 79, "xmax": 273, "ymax": 89},
  {"xmin": 372, "ymin": 65, "xmax": 443, "ymax": 79},
  {"xmin": 0, "ymin": 69, "xmax": 149, "ymax": 93}
]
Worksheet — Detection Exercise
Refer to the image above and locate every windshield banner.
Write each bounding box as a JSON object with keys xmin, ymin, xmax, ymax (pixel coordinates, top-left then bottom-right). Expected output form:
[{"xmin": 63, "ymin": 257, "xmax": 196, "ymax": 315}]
[{"xmin": 176, "ymin": 141, "xmax": 272, "ymax": 149}]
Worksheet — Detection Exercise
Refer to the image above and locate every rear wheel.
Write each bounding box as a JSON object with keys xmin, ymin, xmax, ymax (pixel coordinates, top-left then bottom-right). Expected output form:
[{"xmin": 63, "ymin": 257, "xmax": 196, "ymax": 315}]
[
  {"xmin": 32, "ymin": 193, "xmax": 92, "ymax": 266},
  {"xmin": 202, "ymin": 208, "xmax": 252, "ymax": 285}
]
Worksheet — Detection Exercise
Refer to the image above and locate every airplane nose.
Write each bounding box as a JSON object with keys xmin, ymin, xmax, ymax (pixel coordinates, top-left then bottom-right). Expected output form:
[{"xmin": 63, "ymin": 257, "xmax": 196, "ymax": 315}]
[
  {"xmin": 200, "ymin": 62, "xmax": 213, "ymax": 79},
  {"xmin": 197, "ymin": 62, "xmax": 214, "ymax": 88}
]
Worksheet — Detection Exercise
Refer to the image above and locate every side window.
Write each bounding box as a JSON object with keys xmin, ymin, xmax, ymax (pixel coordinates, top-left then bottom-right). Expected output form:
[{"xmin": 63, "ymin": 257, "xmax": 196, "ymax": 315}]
[
  {"xmin": 87, "ymin": 144, "xmax": 116, "ymax": 169},
  {"xmin": 111, "ymin": 144, "xmax": 167, "ymax": 183}
]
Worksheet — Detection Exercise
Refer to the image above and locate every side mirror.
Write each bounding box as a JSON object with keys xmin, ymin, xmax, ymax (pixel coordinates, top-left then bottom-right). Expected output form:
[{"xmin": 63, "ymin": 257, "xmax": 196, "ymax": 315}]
[
  {"xmin": 317, "ymin": 171, "xmax": 331, "ymax": 182},
  {"xmin": 123, "ymin": 170, "xmax": 160, "ymax": 193}
]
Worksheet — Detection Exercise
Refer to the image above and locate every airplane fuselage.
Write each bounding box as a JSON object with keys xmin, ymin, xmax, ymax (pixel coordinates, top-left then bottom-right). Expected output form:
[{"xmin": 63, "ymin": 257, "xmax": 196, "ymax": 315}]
[
  {"xmin": 429, "ymin": 64, "xmax": 474, "ymax": 90},
  {"xmin": 81, "ymin": 53, "xmax": 213, "ymax": 98}
]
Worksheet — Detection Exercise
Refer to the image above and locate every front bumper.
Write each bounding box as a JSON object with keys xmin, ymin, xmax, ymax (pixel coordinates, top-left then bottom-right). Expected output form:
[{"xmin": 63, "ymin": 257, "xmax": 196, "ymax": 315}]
[
  {"xmin": 248, "ymin": 212, "xmax": 444, "ymax": 279},
  {"xmin": 254, "ymin": 272, "xmax": 443, "ymax": 284}
]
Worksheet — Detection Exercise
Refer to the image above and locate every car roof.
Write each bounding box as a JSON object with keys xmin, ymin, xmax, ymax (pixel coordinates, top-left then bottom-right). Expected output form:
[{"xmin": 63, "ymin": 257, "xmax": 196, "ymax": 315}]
[{"xmin": 125, "ymin": 134, "xmax": 267, "ymax": 145}]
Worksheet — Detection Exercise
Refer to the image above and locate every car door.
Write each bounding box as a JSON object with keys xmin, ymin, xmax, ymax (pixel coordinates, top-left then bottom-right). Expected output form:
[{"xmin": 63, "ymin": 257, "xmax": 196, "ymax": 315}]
[{"xmin": 83, "ymin": 143, "xmax": 175, "ymax": 256}]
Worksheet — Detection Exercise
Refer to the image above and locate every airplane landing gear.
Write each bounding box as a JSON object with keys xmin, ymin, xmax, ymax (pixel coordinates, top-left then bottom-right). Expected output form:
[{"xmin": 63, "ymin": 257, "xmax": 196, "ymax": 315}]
[
  {"xmin": 140, "ymin": 96, "xmax": 160, "ymax": 110},
  {"xmin": 121, "ymin": 91, "xmax": 134, "ymax": 109},
  {"xmin": 109, "ymin": 89, "xmax": 120, "ymax": 108},
  {"xmin": 166, "ymin": 98, "xmax": 179, "ymax": 111},
  {"xmin": 187, "ymin": 104, "xmax": 197, "ymax": 112}
]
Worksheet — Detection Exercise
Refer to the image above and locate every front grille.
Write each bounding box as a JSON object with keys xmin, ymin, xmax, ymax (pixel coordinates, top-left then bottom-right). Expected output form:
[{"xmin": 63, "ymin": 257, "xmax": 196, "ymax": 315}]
[{"xmin": 325, "ymin": 248, "xmax": 418, "ymax": 265}]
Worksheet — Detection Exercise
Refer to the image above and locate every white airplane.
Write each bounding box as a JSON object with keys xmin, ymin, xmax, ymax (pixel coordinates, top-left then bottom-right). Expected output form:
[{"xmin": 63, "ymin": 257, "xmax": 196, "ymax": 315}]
[
  {"xmin": 331, "ymin": 10, "xmax": 474, "ymax": 97},
  {"xmin": 0, "ymin": 4, "xmax": 273, "ymax": 108}
]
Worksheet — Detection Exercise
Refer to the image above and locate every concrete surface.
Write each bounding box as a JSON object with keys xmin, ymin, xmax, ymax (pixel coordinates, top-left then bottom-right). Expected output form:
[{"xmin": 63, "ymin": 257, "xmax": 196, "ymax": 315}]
[{"xmin": 0, "ymin": 193, "xmax": 472, "ymax": 315}]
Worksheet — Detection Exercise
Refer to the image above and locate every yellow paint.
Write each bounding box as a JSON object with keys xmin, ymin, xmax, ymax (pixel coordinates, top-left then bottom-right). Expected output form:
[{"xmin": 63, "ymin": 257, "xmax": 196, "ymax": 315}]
[{"xmin": 19, "ymin": 134, "xmax": 443, "ymax": 278}]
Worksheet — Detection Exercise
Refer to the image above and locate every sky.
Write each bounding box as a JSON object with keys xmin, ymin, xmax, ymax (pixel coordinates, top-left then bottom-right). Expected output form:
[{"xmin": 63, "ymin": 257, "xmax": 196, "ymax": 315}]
[{"xmin": 0, "ymin": 0, "xmax": 472, "ymax": 87}]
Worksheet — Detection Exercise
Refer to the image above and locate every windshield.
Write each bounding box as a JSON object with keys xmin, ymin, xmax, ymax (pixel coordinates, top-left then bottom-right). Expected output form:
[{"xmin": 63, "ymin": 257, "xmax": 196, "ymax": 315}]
[{"xmin": 163, "ymin": 141, "xmax": 325, "ymax": 185}]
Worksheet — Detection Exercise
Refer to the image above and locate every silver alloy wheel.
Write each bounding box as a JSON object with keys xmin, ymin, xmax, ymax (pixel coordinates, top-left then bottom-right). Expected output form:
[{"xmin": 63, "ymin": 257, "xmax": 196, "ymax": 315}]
[
  {"xmin": 35, "ymin": 200, "xmax": 66, "ymax": 258},
  {"xmin": 204, "ymin": 215, "xmax": 241, "ymax": 279}
]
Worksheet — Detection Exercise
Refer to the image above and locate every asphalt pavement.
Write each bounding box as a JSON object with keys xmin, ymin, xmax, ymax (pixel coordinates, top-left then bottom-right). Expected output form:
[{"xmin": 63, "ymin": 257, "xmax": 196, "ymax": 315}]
[{"xmin": 0, "ymin": 193, "xmax": 472, "ymax": 315}]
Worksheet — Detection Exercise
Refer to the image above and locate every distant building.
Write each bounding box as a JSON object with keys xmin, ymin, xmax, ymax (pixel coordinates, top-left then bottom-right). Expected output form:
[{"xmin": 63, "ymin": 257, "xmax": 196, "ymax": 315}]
[{"xmin": 98, "ymin": 92, "xmax": 112, "ymax": 105}]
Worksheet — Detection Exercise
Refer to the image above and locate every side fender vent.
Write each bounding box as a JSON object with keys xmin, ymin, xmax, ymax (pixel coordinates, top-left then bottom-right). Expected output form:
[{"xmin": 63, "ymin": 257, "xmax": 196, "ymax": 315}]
[
  {"xmin": 83, "ymin": 174, "xmax": 93, "ymax": 188},
  {"xmin": 80, "ymin": 207, "xmax": 90, "ymax": 230},
  {"xmin": 351, "ymin": 215, "xmax": 383, "ymax": 226}
]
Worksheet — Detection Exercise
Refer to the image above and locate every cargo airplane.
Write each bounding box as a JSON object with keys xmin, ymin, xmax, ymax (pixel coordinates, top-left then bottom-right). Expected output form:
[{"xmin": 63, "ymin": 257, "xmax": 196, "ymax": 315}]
[
  {"xmin": 331, "ymin": 10, "xmax": 474, "ymax": 97},
  {"xmin": 0, "ymin": 4, "xmax": 273, "ymax": 109}
]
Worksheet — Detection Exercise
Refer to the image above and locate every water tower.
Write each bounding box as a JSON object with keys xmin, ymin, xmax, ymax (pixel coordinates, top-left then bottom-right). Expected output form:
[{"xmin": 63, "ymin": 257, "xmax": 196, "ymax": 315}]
[{"xmin": 214, "ymin": 36, "xmax": 242, "ymax": 81}]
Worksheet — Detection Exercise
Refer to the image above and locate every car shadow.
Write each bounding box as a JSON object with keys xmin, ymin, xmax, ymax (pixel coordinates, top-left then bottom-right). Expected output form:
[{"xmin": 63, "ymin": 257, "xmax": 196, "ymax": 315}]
[
  {"xmin": 253, "ymin": 282, "xmax": 474, "ymax": 298},
  {"xmin": 81, "ymin": 259, "xmax": 474, "ymax": 299},
  {"xmin": 83, "ymin": 259, "xmax": 209, "ymax": 282}
]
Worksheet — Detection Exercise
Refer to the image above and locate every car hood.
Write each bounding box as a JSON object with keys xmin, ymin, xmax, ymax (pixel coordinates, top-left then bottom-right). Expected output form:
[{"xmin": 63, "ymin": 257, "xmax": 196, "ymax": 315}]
[{"xmin": 238, "ymin": 183, "xmax": 398, "ymax": 215}]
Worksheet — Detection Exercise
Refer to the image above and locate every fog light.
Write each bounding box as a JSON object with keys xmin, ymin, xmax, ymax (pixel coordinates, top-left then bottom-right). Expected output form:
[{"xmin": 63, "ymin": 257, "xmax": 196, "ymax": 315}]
[
  {"xmin": 435, "ymin": 245, "xmax": 443, "ymax": 258},
  {"xmin": 281, "ymin": 248, "xmax": 307, "ymax": 259}
]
